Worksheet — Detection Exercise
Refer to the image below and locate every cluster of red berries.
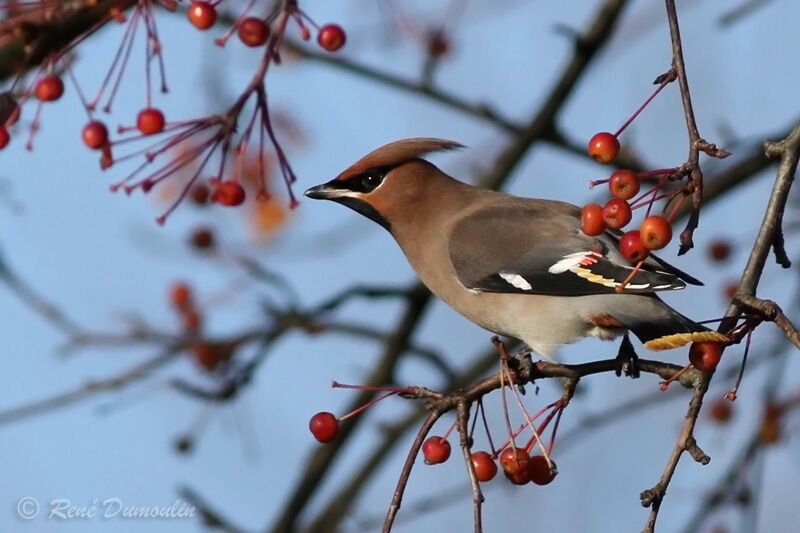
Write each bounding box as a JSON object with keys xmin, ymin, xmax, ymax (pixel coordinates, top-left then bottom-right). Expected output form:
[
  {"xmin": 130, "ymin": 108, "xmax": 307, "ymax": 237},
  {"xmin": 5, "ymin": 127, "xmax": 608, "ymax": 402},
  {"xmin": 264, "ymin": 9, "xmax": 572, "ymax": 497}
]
[
  {"xmin": 581, "ymin": 143, "xmax": 674, "ymax": 265},
  {"xmin": 419, "ymin": 435, "xmax": 556, "ymax": 486},
  {"xmin": 187, "ymin": 0, "xmax": 346, "ymax": 53},
  {"xmin": 169, "ymin": 281, "xmax": 203, "ymax": 334}
]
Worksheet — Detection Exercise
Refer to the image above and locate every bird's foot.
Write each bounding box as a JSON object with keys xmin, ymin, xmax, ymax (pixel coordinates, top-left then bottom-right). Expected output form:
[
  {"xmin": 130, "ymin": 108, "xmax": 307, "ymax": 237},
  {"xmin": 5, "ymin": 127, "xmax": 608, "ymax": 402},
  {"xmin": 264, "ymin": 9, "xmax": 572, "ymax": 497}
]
[{"xmin": 615, "ymin": 334, "xmax": 640, "ymax": 379}]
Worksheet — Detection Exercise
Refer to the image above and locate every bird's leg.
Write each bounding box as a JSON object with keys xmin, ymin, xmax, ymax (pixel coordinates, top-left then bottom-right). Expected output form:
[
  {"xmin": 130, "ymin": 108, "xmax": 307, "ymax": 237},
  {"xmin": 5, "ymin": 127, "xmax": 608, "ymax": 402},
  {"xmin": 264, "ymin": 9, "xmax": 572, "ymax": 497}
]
[{"xmin": 615, "ymin": 333, "xmax": 640, "ymax": 378}]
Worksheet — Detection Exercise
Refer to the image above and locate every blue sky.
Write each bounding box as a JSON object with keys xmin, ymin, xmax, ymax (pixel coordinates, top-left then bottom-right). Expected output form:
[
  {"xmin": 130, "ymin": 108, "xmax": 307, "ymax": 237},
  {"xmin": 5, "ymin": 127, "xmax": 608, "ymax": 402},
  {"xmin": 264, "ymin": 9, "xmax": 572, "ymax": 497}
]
[{"xmin": 2, "ymin": 1, "xmax": 800, "ymax": 532}]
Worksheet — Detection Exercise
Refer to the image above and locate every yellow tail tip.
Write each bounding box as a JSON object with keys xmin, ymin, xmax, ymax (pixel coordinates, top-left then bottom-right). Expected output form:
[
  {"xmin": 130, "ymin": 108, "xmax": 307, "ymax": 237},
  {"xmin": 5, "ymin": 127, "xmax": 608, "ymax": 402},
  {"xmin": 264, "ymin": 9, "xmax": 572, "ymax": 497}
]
[{"xmin": 644, "ymin": 331, "xmax": 729, "ymax": 351}]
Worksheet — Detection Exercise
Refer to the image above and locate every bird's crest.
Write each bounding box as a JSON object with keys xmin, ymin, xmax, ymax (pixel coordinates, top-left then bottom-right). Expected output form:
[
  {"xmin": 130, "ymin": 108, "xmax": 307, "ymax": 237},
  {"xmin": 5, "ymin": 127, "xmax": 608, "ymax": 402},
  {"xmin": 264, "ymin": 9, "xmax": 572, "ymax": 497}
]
[{"xmin": 336, "ymin": 138, "xmax": 463, "ymax": 181}]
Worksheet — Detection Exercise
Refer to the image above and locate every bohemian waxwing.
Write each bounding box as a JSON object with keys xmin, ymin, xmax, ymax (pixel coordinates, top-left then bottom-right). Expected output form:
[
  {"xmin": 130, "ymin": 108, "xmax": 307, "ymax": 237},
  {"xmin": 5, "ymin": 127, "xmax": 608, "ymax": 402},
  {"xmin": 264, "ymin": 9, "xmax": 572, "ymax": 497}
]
[{"xmin": 305, "ymin": 138, "xmax": 726, "ymax": 361}]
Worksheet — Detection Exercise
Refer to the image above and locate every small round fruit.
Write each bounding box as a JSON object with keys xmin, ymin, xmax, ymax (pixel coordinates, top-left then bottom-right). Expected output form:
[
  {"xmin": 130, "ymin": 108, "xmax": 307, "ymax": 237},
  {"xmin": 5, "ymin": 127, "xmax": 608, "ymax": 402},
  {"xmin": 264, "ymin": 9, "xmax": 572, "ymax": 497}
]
[
  {"xmin": 471, "ymin": 451, "xmax": 498, "ymax": 482},
  {"xmin": 499, "ymin": 447, "xmax": 530, "ymax": 475},
  {"xmin": 0, "ymin": 126, "xmax": 9, "ymax": 149},
  {"xmin": 581, "ymin": 203, "xmax": 606, "ymax": 236},
  {"xmin": 317, "ymin": 24, "xmax": 346, "ymax": 52},
  {"xmin": 35, "ymin": 74, "xmax": 65, "ymax": 102},
  {"xmin": 707, "ymin": 239, "xmax": 732, "ymax": 262},
  {"xmin": 169, "ymin": 282, "xmax": 193, "ymax": 310},
  {"xmin": 708, "ymin": 400, "xmax": 732, "ymax": 424},
  {"xmin": 602, "ymin": 198, "xmax": 632, "ymax": 229},
  {"xmin": 608, "ymin": 169, "xmax": 640, "ymax": 200},
  {"xmin": 504, "ymin": 468, "xmax": 531, "ymax": 485},
  {"xmin": 689, "ymin": 341, "xmax": 723, "ymax": 373},
  {"xmin": 527, "ymin": 455, "xmax": 557, "ymax": 485},
  {"xmin": 587, "ymin": 131, "xmax": 620, "ymax": 164},
  {"xmin": 309, "ymin": 411, "xmax": 339, "ymax": 443},
  {"xmin": 193, "ymin": 343, "xmax": 221, "ymax": 371},
  {"xmin": 182, "ymin": 309, "xmax": 202, "ymax": 331},
  {"xmin": 238, "ymin": 17, "xmax": 269, "ymax": 47},
  {"xmin": 640, "ymin": 215, "xmax": 672, "ymax": 250},
  {"xmin": 619, "ymin": 230, "xmax": 649, "ymax": 263},
  {"xmin": 422, "ymin": 436, "xmax": 451, "ymax": 465},
  {"xmin": 137, "ymin": 107, "xmax": 165, "ymax": 135},
  {"xmin": 759, "ymin": 419, "xmax": 781, "ymax": 444},
  {"xmin": 212, "ymin": 180, "xmax": 246, "ymax": 206},
  {"xmin": 82, "ymin": 120, "xmax": 109, "ymax": 149},
  {"xmin": 190, "ymin": 227, "xmax": 215, "ymax": 249},
  {"xmin": 190, "ymin": 183, "xmax": 210, "ymax": 205},
  {"xmin": 187, "ymin": 1, "xmax": 217, "ymax": 30}
]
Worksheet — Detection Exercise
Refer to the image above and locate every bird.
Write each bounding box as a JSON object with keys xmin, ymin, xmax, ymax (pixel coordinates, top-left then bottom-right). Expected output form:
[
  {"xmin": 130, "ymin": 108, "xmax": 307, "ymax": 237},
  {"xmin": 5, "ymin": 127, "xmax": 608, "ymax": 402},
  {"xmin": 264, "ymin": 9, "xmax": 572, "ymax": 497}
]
[{"xmin": 304, "ymin": 138, "xmax": 726, "ymax": 365}]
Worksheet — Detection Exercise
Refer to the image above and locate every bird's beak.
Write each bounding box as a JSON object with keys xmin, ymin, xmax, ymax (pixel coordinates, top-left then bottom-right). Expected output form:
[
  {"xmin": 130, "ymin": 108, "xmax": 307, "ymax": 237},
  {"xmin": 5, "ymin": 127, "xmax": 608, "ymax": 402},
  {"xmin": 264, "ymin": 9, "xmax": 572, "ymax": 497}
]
[{"xmin": 304, "ymin": 182, "xmax": 341, "ymax": 200}]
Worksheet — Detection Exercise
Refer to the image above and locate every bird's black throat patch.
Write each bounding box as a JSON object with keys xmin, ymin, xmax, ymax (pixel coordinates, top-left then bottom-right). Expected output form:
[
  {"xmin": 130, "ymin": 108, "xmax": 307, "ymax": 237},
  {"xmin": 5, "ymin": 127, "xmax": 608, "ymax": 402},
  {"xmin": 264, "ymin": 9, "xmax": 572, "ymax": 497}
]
[{"xmin": 332, "ymin": 196, "xmax": 391, "ymax": 232}]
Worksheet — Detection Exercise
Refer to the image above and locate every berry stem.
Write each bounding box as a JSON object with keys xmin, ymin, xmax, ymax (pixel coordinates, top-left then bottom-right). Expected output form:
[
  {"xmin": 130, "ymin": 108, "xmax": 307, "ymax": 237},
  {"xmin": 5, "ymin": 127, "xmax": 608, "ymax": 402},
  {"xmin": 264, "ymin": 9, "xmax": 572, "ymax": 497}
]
[
  {"xmin": 727, "ymin": 330, "xmax": 752, "ymax": 401},
  {"xmin": 614, "ymin": 72, "xmax": 675, "ymax": 137},
  {"xmin": 338, "ymin": 391, "xmax": 397, "ymax": 422},
  {"xmin": 331, "ymin": 381, "xmax": 409, "ymax": 394}
]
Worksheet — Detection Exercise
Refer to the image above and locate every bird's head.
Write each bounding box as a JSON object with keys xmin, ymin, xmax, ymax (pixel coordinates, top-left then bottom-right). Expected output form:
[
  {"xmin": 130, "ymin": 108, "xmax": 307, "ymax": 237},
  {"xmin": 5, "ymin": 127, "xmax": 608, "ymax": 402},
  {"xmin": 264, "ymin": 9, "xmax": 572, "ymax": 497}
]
[{"xmin": 304, "ymin": 138, "xmax": 463, "ymax": 231}]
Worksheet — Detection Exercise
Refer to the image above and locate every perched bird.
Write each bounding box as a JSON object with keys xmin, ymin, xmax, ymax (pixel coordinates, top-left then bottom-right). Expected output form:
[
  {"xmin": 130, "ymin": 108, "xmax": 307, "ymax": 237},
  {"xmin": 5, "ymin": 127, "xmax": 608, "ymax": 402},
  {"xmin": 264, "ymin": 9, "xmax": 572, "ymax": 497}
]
[{"xmin": 305, "ymin": 138, "xmax": 726, "ymax": 363}]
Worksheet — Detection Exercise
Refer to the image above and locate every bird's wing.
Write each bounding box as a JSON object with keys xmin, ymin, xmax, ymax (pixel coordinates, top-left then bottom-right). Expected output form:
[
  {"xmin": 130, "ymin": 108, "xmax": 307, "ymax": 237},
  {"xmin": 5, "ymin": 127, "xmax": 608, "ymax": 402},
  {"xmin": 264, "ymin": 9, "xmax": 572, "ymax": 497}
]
[{"xmin": 448, "ymin": 200, "xmax": 699, "ymax": 296}]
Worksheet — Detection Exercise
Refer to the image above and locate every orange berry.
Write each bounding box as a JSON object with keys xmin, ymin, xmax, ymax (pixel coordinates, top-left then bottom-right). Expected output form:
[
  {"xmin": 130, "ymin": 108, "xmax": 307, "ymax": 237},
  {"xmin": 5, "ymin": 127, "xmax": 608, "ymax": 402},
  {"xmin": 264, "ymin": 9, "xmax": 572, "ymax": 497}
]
[
  {"xmin": 137, "ymin": 108, "xmax": 165, "ymax": 135},
  {"xmin": 640, "ymin": 215, "xmax": 672, "ymax": 250},
  {"xmin": 581, "ymin": 203, "xmax": 606, "ymax": 236},
  {"xmin": 422, "ymin": 436, "xmax": 451, "ymax": 465},
  {"xmin": 587, "ymin": 132, "xmax": 620, "ymax": 164},
  {"xmin": 35, "ymin": 74, "xmax": 64, "ymax": 102},
  {"xmin": 309, "ymin": 412, "xmax": 339, "ymax": 443},
  {"xmin": 602, "ymin": 198, "xmax": 632, "ymax": 229},
  {"xmin": 169, "ymin": 282, "xmax": 193, "ymax": 310},
  {"xmin": 689, "ymin": 341, "xmax": 723, "ymax": 373},
  {"xmin": 471, "ymin": 451, "xmax": 498, "ymax": 482},
  {"xmin": 608, "ymin": 169, "xmax": 639, "ymax": 200},
  {"xmin": 187, "ymin": 1, "xmax": 216, "ymax": 30}
]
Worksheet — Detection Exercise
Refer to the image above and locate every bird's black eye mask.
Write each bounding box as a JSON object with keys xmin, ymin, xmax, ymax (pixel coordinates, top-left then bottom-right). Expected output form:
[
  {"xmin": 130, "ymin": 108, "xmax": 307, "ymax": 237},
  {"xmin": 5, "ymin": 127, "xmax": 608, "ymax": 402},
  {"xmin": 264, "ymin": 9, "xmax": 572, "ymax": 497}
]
[{"xmin": 336, "ymin": 166, "xmax": 393, "ymax": 194}]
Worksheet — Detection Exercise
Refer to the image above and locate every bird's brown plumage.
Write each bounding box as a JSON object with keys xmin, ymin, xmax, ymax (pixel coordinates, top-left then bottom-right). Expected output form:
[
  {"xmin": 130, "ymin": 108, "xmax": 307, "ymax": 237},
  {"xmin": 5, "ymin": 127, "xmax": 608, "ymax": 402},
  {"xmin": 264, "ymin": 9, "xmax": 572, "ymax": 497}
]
[{"xmin": 305, "ymin": 138, "xmax": 728, "ymax": 358}]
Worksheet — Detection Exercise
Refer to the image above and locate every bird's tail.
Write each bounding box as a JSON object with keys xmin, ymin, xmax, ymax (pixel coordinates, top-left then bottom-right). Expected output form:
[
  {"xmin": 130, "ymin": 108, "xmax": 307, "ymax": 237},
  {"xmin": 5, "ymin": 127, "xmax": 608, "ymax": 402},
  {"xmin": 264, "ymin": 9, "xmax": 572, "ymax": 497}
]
[{"xmin": 625, "ymin": 303, "xmax": 728, "ymax": 350}]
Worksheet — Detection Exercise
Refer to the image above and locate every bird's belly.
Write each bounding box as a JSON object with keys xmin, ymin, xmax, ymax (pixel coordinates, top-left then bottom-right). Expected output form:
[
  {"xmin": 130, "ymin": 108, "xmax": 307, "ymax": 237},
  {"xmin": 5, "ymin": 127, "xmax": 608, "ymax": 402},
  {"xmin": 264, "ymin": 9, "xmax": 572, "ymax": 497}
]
[{"xmin": 435, "ymin": 286, "xmax": 594, "ymax": 357}]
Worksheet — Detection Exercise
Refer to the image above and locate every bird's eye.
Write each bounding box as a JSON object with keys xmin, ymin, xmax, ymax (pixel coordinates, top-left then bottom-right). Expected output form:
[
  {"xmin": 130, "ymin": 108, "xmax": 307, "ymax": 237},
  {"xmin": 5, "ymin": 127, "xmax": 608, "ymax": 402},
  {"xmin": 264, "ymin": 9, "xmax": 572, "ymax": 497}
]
[{"xmin": 359, "ymin": 171, "xmax": 385, "ymax": 192}]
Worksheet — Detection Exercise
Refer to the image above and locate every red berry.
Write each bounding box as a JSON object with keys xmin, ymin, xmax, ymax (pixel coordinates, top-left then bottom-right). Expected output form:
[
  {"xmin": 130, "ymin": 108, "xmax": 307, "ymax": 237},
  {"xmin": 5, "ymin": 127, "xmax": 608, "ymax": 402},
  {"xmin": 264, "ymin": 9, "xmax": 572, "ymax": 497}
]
[
  {"xmin": 689, "ymin": 341, "xmax": 723, "ymax": 373},
  {"xmin": 527, "ymin": 455, "xmax": 557, "ymax": 485},
  {"xmin": 640, "ymin": 215, "xmax": 672, "ymax": 250},
  {"xmin": 317, "ymin": 24, "xmax": 346, "ymax": 52},
  {"xmin": 212, "ymin": 180, "xmax": 246, "ymax": 206},
  {"xmin": 471, "ymin": 451, "xmax": 498, "ymax": 482},
  {"xmin": 82, "ymin": 120, "xmax": 109, "ymax": 150},
  {"xmin": 422, "ymin": 436, "xmax": 451, "ymax": 465},
  {"xmin": 193, "ymin": 343, "xmax": 221, "ymax": 371},
  {"xmin": 238, "ymin": 17, "xmax": 269, "ymax": 47},
  {"xmin": 309, "ymin": 411, "xmax": 339, "ymax": 443},
  {"xmin": 182, "ymin": 309, "xmax": 202, "ymax": 331},
  {"xmin": 190, "ymin": 183, "xmax": 210, "ymax": 205},
  {"xmin": 608, "ymin": 169, "xmax": 640, "ymax": 200},
  {"xmin": 587, "ymin": 131, "xmax": 619, "ymax": 164},
  {"xmin": 499, "ymin": 447, "xmax": 530, "ymax": 475},
  {"xmin": 619, "ymin": 230, "xmax": 649, "ymax": 263},
  {"xmin": 707, "ymin": 239, "xmax": 732, "ymax": 262},
  {"xmin": 708, "ymin": 400, "xmax": 733, "ymax": 424},
  {"xmin": 137, "ymin": 108, "xmax": 165, "ymax": 135},
  {"xmin": 189, "ymin": 227, "xmax": 215, "ymax": 249},
  {"xmin": 169, "ymin": 282, "xmax": 193, "ymax": 310},
  {"xmin": 35, "ymin": 74, "xmax": 64, "ymax": 102},
  {"xmin": 0, "ymin": 126, "xmax": 9, "ymax": 149},
  {"xmin": 504, "ymin": 468, "xmax": 531, "ymax": 485},
  {"xmin": 602, "ymin": 198, "xmax": 632, "ymax": 229},
  {"xmin": 581, "ymin": 203, "xmax": 606, "ymax": 236},
  {"xmin": 187, "ymin": 1, "xmax": 217, "ymax": 30}
]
